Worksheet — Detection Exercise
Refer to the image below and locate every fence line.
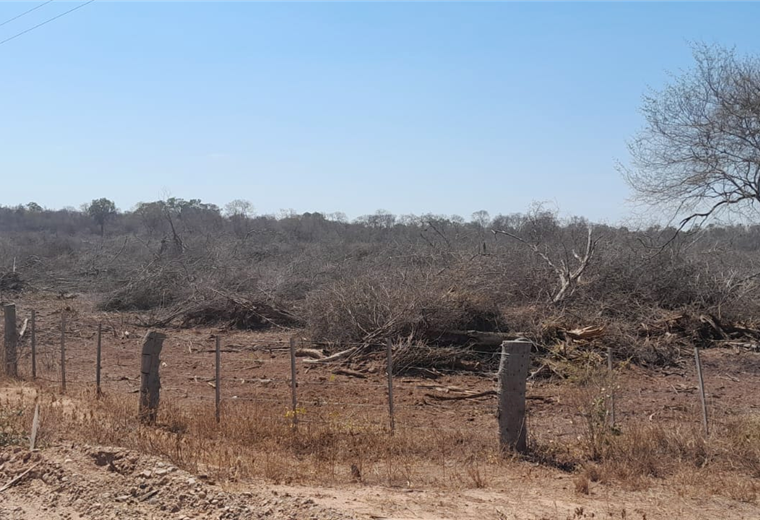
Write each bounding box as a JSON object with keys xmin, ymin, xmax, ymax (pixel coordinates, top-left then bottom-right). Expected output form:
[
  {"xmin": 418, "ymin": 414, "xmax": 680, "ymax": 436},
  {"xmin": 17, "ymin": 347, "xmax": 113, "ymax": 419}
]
[{"xmin": 1, "ymin": 304, "xmax": 721, "ymax": 449}]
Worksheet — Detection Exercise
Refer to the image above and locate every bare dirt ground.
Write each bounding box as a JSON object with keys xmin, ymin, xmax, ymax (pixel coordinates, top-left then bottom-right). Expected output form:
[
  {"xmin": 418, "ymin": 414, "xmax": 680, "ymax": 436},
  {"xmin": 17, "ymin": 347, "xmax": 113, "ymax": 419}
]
[
  {"xmin": 2, "ymin": 438, "xmax": 758, "ymax": 520},
  {"xmin": 2, "ymin": 292, "xmax": 760, "ymax": 519},
  {"xmin": 0, "ymin": 442, "xmax": 354, "ymax": 520}
]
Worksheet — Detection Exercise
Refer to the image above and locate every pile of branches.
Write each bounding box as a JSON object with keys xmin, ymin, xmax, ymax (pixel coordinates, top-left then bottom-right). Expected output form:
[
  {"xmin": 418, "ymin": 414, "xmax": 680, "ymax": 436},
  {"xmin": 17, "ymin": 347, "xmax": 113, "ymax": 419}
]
[
  {"xmin": 0, "ymin": 272, "xmax": 24, "ymax": 292},
  {"xmin": 392, "ymin": 339, "xmax": 485, "ymax": 376},
  {"xmin": 98, "ymin": 259, "xmax": 299, "ymax": 331},
  {"xmin": 179, "ymin": 291, "xmax": 299, "ymax": 330},
  {"xmin": 639, "ymin": 312, "xmax": 760, "ymax": 351},
  {"xmin": 98, "ymin": 266, "xmax": 188, "ymax": 312},
  {"xmin": 302, "ymin": 269, "xmax": 505, "ymax": 346}
]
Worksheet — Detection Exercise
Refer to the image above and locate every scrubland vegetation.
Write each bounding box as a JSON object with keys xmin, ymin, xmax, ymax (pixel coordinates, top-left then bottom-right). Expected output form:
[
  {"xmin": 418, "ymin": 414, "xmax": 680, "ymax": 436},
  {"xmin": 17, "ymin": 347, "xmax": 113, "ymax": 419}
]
[{"xmin": 3, "ymin": 199, "xmax": 760, "ymax": 367}]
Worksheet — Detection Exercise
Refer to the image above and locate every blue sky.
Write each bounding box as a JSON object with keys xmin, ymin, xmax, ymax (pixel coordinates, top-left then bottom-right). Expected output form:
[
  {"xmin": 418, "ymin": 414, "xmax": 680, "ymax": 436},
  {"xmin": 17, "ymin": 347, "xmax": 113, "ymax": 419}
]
[{"xmin": 1, "ymin": 1, "xmax": 759, "ymax": 223}]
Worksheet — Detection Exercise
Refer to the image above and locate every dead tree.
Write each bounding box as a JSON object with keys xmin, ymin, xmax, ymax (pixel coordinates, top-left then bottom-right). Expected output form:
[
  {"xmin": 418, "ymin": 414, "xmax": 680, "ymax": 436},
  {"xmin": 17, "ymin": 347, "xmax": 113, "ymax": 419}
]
[{"xmin": 494, "ymin": 224, "xmax": 600, "ymax": 304}]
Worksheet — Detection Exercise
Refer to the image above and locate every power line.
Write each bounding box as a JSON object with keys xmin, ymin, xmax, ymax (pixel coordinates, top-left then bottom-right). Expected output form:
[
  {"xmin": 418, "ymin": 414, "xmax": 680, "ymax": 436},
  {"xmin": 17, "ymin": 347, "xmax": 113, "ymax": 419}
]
[
  {"xmin": 0, "ymin": 0, "xmax": 95, "ymax": 48},
  {"xmin": 0, "ymin": 0, "xmax": 54, "ymax": 29},
  {"xmin": 0, "ymin": 0, "xmax": 760, "ymax": 5}
]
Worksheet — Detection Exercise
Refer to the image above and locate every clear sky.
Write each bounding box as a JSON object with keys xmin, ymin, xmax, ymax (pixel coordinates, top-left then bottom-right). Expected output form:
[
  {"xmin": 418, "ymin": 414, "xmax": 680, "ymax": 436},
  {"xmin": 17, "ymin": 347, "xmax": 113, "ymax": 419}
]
[{"xmin": 2, "ymin": 1, "xmax": 760, "ymax": 223}]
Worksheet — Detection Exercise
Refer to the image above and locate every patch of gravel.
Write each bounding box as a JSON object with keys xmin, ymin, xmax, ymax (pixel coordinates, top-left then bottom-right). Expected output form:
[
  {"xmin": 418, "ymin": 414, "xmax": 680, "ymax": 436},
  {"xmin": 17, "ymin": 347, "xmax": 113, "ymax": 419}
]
[{"xmin": 0, "ymin": 444, "xmax": 358, "ymax": 520}]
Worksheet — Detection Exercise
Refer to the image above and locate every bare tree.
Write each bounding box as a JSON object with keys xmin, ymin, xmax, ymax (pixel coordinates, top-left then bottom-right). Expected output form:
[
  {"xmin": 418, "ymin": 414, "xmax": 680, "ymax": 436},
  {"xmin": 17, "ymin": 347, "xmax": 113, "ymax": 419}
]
[
  {"xmin": 471, "ymin": 210, "xmax": 490, "ymax": 229},
  {"xmin": 623, "ymin": 43, "xmax": 760, "ymax": 228},
  {"xmin": 493, "ymin": 208, "xmax": 600, "ymax": 304},
  {"xmin": 224, "ymin": 199, "xmax": 255, "ymax": 218}
]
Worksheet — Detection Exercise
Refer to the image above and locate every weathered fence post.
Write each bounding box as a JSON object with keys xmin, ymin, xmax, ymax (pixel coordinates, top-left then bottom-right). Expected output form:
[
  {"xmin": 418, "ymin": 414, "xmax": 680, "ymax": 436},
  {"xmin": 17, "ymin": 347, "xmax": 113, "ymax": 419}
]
[
  {"xmin": 694, "ymin": 346, "xmax": 709, "ymax": 435},
  {"xmin": 386, "ymin": 338, "xmax": 395, "ymax": 434},
  {"xmin": 96, "ymin": 323, "xmax": 102, "ymax": 397},
  {"xmin": 607, "ymin": 347, "xmax": 616, "ymax": 429},
  {"xmin": 60, "ymin": 311, "xmax": 66, "ymax": 393},
  {"xmin": 215, "ymin": 335, "xmax": 221, "ymax": 424},
  {"xmin": 139, "ymin": 331, "xmax": 166, "ymax": 425},
  {"xmin": 30, "ymin": 309, "xmax": 36, "ymax": 380},
  {"xmin": 498, "ymin": 339, "xmax": 531, "ymax": 453},
  {"xmin": 3, "ymin": 304, "xmax": 18, "ymax": 378},
  {"xmin": 30, "ymin": 402, "xmax": 40, "ymax": 451},
  {"xmin": 289, "ymin": 336, "xmax": 298, "ymax": 429}
]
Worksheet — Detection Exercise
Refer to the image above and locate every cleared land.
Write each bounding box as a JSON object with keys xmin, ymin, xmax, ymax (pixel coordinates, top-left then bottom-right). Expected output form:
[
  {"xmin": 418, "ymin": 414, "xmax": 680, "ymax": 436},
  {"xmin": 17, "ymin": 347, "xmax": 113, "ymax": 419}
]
[{"xmin": 2, "ymin": 292, "xmax": 760, "ymax": 519}]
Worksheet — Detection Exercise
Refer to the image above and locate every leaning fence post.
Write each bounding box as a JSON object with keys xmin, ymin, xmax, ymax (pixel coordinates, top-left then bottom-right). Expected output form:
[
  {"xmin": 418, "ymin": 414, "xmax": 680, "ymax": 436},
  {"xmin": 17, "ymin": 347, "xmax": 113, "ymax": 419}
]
[
  {"xmin": 498, "ymin": 339, "xmax": 531, "ymax": 453},
  {"xmin": 386, "ymin": 338, "xmax": 395, "ymax": 434},
  {"xmin": 694, "ymin": 346, "xmax": 709, "ymax": 435},
  {"xmin": 607, "ymin": 347, "xmax": 616, "ymax": 429},
  {"xmin": 215, "ymin": 335, "xmax": 221, "ymax": 424},
  {"xmin": 96, "ymin": 323, "xmax": 103, "ymax": 397},
  {"xmin": 29, "ymin": 401, "xmax": 40, "ymax": 451},
  {"xmin": 3, "ymin": 304, "xmax": 18, "ymax": 378},
  {"xmin": 289, "ymin": 336, "xmax": 298, "ymax": 429},
  {"xmin": 60, "ymin": 311, "xmax": 66, "ymax": 393},
  {"xmin": 139, "ymin": 331, "xmax": 166, "ymax": 425},
  {"xmin": 30, "ymin": 309, "xmax": 36, "ymax": 380}
]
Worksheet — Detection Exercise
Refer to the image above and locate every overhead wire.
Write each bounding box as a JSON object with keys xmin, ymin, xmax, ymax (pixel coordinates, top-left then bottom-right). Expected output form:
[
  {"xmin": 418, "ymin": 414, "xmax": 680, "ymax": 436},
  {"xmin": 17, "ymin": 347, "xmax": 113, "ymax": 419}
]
[
  {"xmin": 0, "ymin": 0, "xmax": 94, "ymax": 48},
  {"xmin": 0, "ymin": 0, "xmax": 54, "ymax": 29}
]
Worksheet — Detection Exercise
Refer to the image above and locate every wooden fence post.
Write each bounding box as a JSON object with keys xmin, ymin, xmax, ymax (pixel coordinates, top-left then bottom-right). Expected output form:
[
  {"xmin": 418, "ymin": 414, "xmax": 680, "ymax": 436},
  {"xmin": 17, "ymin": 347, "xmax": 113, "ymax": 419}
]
[
  {"xmin": 30, "ymin": 402, "xmax": 40, "ymax": 451},
  {"xmin": 139, "ymin": 331, "xmax": 166, "ymax": 425},
  {"xmin": 96, "ymin": 323, "xmax": 102, "ymax": 397},
  {"xmin": 498, "ymin": 339, "xmax": 531, "ymax": 453},
  {"xmin": 694, "ymin": 346, "xmax": 709, "ymax": 435},
  {"xmin": 3, "ymin": 304, "xmax": 18, "ymax": 378},
  {"xmin": 607, "ymin": 347, "xmax": 616, "ymax": 429},
  {"xmin": 30, "ymin": 309, "xmax": 36, "ymax": 380},
  {"xmin": 60, "ymin": 311, "xmax": 66, "ymax": 393},
  {"xmin": 386, "ymin": 338, "xmax": 395, "ymax": 434},
  {"xmin": 215, "ymin": 335, "xmax": 221, "ymax": 424},
  {"xmin": 289, "ymin": 336, "xmax": 298, "ymax": 429}
]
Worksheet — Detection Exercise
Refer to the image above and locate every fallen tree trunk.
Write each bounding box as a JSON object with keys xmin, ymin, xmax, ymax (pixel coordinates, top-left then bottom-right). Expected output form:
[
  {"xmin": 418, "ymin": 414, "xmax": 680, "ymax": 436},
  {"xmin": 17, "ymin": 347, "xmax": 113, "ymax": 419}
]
[
  {"xmin": 424, "ymin": 330, "xmax": 527, "ymax": 349},
  {"xmin": 295, "ymin": 348, "xmax": 325, "ymax": 359},
  {"xmin": 425, "ymin": 390, "xmax": 497, "ymax": 401},
  {"xmin": 302, "ymin": 347, "xmax": 358, "ymax": 364},
  {"xmin": 332, "ymin": 368, "xmax": 367, "ymax": 379}
]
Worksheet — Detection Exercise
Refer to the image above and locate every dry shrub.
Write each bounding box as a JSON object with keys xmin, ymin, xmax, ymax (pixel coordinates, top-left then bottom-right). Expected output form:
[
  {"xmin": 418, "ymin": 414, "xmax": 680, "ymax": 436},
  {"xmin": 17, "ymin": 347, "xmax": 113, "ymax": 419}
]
[
  {"xmin": 566, "ymin": 365, "xmax": 616, "ymax": 461},
  {"xmin": 723, "ymin": 415, "xmax": 760, "ymax": 477},
  {"xmin": 98, "ymin": 265, "xmax": 189, "ymax": 312},
  {"xmin": 573, "ymin": 473, "xmax": 590, "ymax": 495},
  {"xmin": 0, "ymin": 398, "xmax": 25, "ymax": 446},
  {"xmin": 0, "ymin": 271, "xmax": 24, "ymax": 292},
  {"xmin": 303, "ymin": 270, "xmax": 500, "ymax": 344},
  {"xmin": 600, "ymin": 424, "xmax": 709, "ymax": 482}
]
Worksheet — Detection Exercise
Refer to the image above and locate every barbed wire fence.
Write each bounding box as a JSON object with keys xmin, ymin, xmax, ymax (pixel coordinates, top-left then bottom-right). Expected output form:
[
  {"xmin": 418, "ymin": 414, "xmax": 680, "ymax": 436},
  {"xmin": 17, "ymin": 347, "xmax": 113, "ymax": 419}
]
[{"xmin": 1, "ymin": 302, "xmax": 718, "ymax": 460}]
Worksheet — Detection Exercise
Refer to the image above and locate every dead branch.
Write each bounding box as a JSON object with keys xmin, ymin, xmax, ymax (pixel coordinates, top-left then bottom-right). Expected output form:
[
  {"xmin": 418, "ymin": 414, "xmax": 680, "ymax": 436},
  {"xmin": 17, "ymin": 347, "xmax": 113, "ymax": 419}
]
[
  {"xmin": 0, "ymin": 463, "xmax": 39, "ymax": 493},
  {"xmin": 332, "ymin": 368, "xmax": 367, "ymax": 379},
  {"xmin": 424, "ymin": 390, "xmax": 496, "ymax": 401},
  {"xmin": 302, "ymin": 347, "xmax": 359, "ymax": 364},
  {"xmin": 493, "ymin": 225, "xmax": 600, "ymax": 304},
  {"xmin": 295, "ymin": 348, "xmax": 325, "ymax": 359}
]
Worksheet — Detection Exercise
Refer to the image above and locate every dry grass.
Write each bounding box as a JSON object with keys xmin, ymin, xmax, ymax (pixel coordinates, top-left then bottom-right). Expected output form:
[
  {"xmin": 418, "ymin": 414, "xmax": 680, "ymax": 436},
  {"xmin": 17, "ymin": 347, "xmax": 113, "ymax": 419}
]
[
  {"xmin": 2, "ymin": 376, "xmax": 760, "ymax": 504},
  {"xmin": 0, "ymin": 382, "xmax": 510, "ymax": 489}
]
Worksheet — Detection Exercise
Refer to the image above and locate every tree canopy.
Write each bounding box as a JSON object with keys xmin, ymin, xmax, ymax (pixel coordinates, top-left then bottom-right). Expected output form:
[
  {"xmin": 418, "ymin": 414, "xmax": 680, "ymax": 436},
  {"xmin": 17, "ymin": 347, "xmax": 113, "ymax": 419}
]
[
  {"xmin": 624, "ymin": 43, "xmax": 760, "ymax": 227},
  {"xmin": 87, "ymin": 198, "xmax": 117, "ymax": 236}
]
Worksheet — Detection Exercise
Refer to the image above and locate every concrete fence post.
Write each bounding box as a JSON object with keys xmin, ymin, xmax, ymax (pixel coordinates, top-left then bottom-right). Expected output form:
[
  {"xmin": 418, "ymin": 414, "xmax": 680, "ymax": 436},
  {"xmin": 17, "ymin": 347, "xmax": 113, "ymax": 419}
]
[
  {"xmin": 497, "ymin": 339, "xmax": 532, "ymax": 453},
  {"xmin": 139, "ymin": 331, "xmax": 166, "ymax": 425}
]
